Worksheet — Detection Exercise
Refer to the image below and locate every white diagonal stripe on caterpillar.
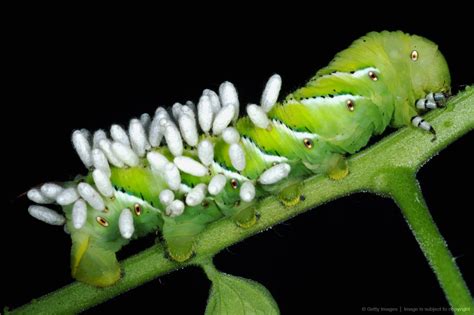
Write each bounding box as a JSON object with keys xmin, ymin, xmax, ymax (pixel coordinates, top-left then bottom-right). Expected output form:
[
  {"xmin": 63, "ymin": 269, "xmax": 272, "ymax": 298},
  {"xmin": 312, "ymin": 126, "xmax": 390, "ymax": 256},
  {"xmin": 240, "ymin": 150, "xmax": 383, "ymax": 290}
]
[
  {"xmin": 318, "ymin": 67, "xmax": 380, "ymax": 81},
  {"xmin": 241, "ymin": 137, "xmax": 288, "ymax": 164},
  {"xmin": 271, "ymin": 119, "xmax": 318, "ymax": 140},
  {"xmin": 114, "ymin": 190, "xmax": 160, "ymax": 213},
  {"xmin": 210, "ymin": 161, "xmax": 249, "ymax": 181},
  {"xmin": 299, "ymin": 94, "xmax": 364, "ymax": 107},
  {"xmin": 351, "ymin": 67, "xmax": 379, "ymax": 78}
]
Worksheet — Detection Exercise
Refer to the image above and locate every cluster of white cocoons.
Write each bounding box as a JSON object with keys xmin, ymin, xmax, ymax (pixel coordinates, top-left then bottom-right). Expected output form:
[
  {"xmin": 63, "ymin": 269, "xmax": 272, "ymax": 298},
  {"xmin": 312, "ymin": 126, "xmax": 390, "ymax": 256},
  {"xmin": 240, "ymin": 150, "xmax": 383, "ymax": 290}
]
[{"xmin": 27, "ymin": 74, "xmax": 290, "ymax": 232}]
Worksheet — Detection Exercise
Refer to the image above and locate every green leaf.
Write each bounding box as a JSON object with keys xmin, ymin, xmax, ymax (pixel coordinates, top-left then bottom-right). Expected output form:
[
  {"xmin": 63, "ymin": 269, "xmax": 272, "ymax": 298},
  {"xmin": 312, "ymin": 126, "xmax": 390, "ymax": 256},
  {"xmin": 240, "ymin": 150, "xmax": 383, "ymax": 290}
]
[{"xmin": 205, "ymin": 273, "xmax": 279, "ymax": 315}]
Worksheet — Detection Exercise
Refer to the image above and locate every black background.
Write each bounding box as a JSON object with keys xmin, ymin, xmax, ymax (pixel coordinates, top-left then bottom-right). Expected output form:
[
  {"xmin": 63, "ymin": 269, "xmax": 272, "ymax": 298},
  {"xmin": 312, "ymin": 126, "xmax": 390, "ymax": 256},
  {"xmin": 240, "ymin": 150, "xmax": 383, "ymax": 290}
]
[{"xmin": 2, "ymin": 8, "xmax": 473, "ymax": 314}]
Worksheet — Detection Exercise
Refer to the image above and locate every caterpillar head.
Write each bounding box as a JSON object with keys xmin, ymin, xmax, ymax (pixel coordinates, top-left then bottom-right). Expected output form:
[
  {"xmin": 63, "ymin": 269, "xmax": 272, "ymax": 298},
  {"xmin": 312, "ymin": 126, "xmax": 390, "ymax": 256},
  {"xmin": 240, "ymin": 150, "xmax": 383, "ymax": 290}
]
[{"xmin": 408, "ymin": 35, "xmax": 451, "ymax": 96}]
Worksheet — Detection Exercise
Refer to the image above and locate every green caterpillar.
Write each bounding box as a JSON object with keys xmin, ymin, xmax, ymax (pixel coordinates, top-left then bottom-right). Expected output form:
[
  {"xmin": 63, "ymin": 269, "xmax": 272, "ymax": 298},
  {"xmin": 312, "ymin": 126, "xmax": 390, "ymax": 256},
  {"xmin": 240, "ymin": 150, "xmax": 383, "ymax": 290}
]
[{"xmin": 26, "ymin": 31, "xmax": 450, "ymax": 287}]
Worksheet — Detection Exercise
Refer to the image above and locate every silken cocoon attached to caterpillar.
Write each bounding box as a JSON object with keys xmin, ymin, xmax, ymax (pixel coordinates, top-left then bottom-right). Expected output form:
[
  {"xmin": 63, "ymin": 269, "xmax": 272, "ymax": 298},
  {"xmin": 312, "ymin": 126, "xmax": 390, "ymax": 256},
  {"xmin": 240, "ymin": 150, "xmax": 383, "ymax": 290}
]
[{"xmin": 26, "ymin": 31, "xmax": 451, "ymax": 287}]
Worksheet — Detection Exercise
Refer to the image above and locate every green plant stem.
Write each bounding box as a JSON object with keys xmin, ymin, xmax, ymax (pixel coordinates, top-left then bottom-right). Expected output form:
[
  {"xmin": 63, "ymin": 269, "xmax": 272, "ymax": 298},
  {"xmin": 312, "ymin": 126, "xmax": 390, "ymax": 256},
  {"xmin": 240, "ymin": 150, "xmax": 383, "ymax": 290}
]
[
  {"xmin": 200, "ymin": 258, "xmax": 219, "ymax": 281},
  {"xmin": 11, "ymin": 87, "xmax": 474, "ymax": 314},
  {"xmin": 382, "ymin": 169, "xmax": 473, "ymax": 313}
]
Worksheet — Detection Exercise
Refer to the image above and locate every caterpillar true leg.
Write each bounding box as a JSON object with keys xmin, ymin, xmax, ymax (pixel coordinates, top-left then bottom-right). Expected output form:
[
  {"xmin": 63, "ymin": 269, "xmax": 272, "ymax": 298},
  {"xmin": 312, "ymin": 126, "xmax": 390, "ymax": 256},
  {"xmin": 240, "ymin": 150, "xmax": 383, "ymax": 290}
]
[
  {"xmin": 411, "ymin": 115, "xmax": 437, "ymax": 141},
  {"xmin": 416, "ymin": 97, "xmax": 438, "ymax": 110},
  {"xmin": 431, "ymin": 92, "xmax": 448, "ymax": 107},
  {"xmin": 415, "ymin": 92, "xmax": 447, "ymax": 111}
]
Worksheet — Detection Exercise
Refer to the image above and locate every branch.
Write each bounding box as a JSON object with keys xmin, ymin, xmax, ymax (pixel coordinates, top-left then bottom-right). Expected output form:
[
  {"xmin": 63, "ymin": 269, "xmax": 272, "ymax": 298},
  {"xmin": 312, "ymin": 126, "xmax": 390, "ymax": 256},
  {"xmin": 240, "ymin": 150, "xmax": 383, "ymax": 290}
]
[
  {"xmin": 384, "ymin": 169, "xmax": 474, "ymax": 312},
  {"xmin": 11, "ymin": 87, "xmax": 474, "ymax": 314}
]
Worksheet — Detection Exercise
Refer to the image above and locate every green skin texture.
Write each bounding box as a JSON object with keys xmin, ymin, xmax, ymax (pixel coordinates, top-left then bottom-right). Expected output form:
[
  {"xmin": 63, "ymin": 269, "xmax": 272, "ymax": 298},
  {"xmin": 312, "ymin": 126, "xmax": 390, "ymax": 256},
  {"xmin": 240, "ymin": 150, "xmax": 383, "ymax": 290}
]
[{"xmin": 63, "ymin": 31, "xmax": 451, "ymax": 287}]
